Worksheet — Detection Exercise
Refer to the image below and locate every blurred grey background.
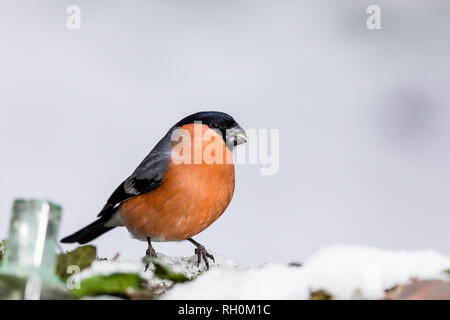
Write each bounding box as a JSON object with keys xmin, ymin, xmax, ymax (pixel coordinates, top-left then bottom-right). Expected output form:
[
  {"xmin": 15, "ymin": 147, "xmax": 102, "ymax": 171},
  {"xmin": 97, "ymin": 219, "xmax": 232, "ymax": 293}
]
[{"xmin": 0, "ymin": 1, "xmax": 449, "ymax": 266}]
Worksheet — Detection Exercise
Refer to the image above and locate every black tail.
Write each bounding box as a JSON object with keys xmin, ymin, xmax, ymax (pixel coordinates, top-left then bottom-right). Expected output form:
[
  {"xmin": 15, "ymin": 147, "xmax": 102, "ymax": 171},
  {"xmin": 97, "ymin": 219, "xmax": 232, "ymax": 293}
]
[{"xmin": 61, "ymin": 215, "xmax": 115, "ymax": 244}]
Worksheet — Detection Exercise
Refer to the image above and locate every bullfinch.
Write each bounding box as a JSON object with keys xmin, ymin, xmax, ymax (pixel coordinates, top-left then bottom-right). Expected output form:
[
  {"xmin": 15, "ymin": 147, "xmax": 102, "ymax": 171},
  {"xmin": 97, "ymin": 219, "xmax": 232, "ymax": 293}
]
[{"xmin": 61, "ymin": 111, "xmax": 247, "ymax": 269}]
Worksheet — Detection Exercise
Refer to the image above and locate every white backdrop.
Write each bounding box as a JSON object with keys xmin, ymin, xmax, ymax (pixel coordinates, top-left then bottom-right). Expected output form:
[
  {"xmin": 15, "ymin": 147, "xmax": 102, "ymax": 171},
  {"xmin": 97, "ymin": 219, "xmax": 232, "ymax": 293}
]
[{"xmin": 0, "ymin": 1, "xmax": 449, "ymax": 266}]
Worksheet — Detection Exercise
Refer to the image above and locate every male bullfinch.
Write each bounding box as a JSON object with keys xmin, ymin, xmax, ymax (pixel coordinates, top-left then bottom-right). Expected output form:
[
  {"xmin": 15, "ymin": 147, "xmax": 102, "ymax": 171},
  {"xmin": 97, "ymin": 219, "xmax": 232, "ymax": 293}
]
[{"xmin": 61, "ymin": 111, "xmax": 247, "ymax": 269}]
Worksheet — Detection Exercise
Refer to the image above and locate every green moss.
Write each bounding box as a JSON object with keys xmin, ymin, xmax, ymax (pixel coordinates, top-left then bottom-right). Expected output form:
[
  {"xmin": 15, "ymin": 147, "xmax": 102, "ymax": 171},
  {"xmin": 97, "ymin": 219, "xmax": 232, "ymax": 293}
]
[
  {"xmin": 72, "ymin": 273, "xmax": 144, "ymax": 299},
  {"xmin": 56, "ymin": 245, "xmax": 97, "ymax": 281}
]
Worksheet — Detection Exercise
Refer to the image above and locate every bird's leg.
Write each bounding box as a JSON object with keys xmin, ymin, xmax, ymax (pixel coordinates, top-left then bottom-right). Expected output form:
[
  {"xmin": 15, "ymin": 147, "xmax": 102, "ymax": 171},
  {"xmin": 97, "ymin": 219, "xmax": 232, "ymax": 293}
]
[
  {"xmin": 187, "ymin": 238, "xmax": 215, "ymax": 270},
  {"xmin": 144, "ymin": 237, "xmax": 157, "ymax": 272}
]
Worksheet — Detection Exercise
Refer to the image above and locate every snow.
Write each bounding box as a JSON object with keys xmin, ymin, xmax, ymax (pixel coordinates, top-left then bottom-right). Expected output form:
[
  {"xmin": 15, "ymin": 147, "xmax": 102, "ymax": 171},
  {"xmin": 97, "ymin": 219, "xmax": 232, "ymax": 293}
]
[
  {"xmin": 163, "ymin": 245, "xmax": 450, "ymax": 300},
  {"xmin": 301, "ymin": 245, "xmax": 450, "ymax": 299},
  {"xmin": 79, "ymin": 260, "xmax": 145, "ymax": 279},
  {"xmin": 163, "ymin": 263, "xmax": 309, "ymax": 300},
  {"xmin": 79, "ymin": 245, "xmax": 450, "ymax": 300},
  {"xmin": 80, "ymin": 251, "xmax": 238, "ymax": 280},
  {"xmin": 79, "ymin": 251, "xmax": 239, "ymax": 295}
]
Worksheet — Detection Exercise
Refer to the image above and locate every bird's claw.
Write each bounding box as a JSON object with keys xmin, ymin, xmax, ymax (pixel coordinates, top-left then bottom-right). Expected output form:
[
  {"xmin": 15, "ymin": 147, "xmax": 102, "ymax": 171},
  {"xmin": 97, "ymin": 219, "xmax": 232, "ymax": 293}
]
[
  {"xmin": 194, "ymin": 245, "xmax": 215, "ymax": 270},
  {"xmin": 144, "ymin": 247, "xmax": 157, "ymax": 272}
]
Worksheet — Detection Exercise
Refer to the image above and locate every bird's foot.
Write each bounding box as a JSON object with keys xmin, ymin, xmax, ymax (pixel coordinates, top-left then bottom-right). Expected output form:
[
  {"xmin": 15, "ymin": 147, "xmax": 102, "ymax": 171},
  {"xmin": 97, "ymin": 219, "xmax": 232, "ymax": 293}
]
[
  {"xmin": 144, "ymin": 242, "xmax": 157, "ymax": 272},
  {"xmin": 194, "ymin": 245, "xmax": 215, "ymax": 270}
]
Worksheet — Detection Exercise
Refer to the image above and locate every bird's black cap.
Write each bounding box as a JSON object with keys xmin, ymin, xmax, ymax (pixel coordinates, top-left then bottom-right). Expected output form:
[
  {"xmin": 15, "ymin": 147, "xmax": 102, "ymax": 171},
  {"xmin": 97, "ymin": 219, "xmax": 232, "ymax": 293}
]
[{"xmin": 175, "ymin": 111, "xmax": 239, "ymax": 132}]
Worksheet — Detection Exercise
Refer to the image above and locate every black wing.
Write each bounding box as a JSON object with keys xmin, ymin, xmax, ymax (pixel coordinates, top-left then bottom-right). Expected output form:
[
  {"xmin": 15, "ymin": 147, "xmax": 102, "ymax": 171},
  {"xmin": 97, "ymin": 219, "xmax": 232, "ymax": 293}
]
[{"xmin": 98, "ymin": 129, "xmax": 173, "ymax": 217}]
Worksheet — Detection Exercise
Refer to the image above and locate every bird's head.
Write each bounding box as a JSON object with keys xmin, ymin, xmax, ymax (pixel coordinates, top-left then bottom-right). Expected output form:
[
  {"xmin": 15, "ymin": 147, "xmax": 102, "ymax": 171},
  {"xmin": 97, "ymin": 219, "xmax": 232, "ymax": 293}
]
[{"xmin": 175, "ymin": 111, "xmax": 247, "ymax": 149}]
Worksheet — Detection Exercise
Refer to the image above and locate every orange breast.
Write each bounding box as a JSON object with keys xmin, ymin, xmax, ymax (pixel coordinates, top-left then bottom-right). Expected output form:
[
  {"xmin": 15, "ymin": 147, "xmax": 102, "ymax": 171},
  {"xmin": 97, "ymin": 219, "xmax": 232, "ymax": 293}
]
[{"xmin": 119, "ymin": 124, "xmax": 235, "ymax": 241}]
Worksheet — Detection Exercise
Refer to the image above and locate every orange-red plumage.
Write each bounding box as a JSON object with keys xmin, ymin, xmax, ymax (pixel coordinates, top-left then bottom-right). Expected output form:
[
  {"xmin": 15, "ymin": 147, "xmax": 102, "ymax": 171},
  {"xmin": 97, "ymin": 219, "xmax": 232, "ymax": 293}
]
[{"xmin": 119, "ymin": 124, "xmax": 235, "ymax": 241}]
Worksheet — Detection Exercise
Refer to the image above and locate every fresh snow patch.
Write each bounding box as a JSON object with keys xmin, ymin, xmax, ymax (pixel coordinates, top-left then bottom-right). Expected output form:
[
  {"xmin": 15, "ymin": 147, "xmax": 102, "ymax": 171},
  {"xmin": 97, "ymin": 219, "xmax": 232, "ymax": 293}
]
[
  {"xmin": 163, "ymin": 245, "xmax": 450, "ymax": 300},
  {"xmin": 80, "ymin": 251, "xmax": 237, "ymax": 279},
  {"xmin": 79, "ymin": 260, "xmax": 145, "ymax": 279},
  {"xmin": 163, "ymin": 263, "xmax": 309, "ymax": 300}
]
